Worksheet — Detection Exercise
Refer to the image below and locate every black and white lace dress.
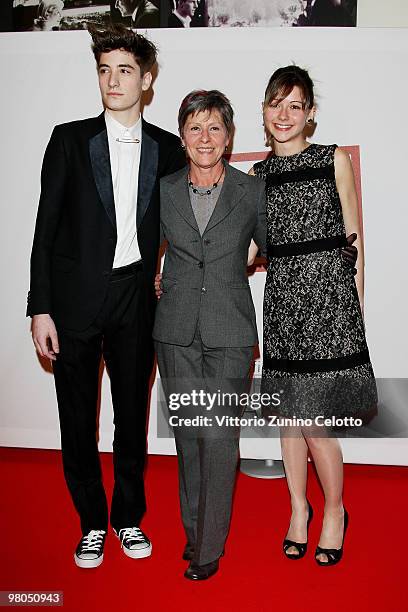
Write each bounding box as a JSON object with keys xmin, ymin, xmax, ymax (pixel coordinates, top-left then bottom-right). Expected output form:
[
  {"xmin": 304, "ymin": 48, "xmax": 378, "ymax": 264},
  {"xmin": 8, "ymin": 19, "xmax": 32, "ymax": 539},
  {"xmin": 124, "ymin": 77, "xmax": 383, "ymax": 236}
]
[{"xmin": 254, "ymin": 144, "xmax": 376, "ymax": 421}]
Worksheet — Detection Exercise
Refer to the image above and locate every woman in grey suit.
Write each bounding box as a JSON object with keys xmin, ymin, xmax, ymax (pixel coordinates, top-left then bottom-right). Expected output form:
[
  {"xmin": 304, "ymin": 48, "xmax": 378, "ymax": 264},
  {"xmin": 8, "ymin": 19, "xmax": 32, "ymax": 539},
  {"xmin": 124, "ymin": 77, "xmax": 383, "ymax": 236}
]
[{"xmin": 153, "ymin": 90, "xmax": 265, "ymax": 580}]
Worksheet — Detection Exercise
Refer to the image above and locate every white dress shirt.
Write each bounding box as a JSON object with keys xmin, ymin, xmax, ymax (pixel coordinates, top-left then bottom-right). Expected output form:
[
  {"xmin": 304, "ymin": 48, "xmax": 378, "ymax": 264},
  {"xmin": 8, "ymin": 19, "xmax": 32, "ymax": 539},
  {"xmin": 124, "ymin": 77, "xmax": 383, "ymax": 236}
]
[{"xmin": 105, "ymin": 110, "xmax": 142, "ymax": 269}]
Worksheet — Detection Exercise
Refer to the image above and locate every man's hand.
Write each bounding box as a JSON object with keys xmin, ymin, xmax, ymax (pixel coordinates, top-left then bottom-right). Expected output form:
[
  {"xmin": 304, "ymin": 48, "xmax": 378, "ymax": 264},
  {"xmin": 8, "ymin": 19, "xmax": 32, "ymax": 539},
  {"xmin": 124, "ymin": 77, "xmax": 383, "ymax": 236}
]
[
  {"xmin": 31, "ymin": 314, "xmax": 59, "ymax": 361},
  {"xmin": 154, "ymin": 273, "xmax": 163, "ymax": 299},
  {"xmin": 341, "ymin": 232, "xmax": 358, "ymax": 274}
]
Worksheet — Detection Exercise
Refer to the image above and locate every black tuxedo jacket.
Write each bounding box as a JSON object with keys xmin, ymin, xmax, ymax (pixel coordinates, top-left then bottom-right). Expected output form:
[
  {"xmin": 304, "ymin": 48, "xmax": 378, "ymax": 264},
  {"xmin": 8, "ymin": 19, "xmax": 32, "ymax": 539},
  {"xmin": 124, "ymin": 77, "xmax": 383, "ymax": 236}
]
[
  {"xmin": 27, "ymin": 113, "xmax": 186, "ymax": 331},
  {"xmin": 167, "ymin": 12, "xmax": 184, "ymax": 27}
]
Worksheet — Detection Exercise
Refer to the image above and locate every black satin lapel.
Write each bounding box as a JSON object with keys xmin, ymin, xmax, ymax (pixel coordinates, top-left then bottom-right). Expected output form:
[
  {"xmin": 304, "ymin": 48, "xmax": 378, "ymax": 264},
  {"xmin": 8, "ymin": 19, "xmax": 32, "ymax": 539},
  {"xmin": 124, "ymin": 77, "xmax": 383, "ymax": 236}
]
[
  {"xmin": 137, "ymin": 131, "xmax": 159, "ymax": 228},
  {"xmin": 204, "ymin": 173, "xmax": 244, "ymax": 234},
  {"xmin": 168, "ymin": 170, "xmax": 200, "ymax": 232},
  {"xmin": 89, "ymin": 130, "xmax": 116, "ymax": 229}
]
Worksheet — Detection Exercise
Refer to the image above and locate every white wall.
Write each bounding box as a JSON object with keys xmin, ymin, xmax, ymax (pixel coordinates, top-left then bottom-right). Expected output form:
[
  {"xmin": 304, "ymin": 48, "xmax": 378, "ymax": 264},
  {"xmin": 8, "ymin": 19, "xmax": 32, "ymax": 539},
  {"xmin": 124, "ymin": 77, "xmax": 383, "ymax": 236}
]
[
  {"xmin": 358, "ymin": 0, "xmax": 408, "ymax": 27},
  {"xmin": 0, "ymin": 27, "xmax": 407, "ymax": 464}
]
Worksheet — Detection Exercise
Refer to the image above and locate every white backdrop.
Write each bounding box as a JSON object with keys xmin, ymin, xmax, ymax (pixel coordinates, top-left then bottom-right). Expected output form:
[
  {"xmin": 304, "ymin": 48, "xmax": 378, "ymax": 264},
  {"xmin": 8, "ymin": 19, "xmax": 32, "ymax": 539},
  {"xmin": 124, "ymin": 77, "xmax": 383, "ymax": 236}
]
[
  {"xmin": 358, "ymin": 0, "xmax": 408, "ymax": 26},
  {"xmin": 0, "ymin": 27, "xmax": 407, "ymax": 464}
]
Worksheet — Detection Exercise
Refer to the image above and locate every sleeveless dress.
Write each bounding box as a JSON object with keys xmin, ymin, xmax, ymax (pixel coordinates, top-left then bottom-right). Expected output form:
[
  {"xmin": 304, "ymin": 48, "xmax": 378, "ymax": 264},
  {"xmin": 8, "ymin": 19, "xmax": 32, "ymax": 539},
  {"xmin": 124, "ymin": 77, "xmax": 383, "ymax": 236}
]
[{"xmin": 254, "ymin": 144, "xmax": 376, "ymax": 422}]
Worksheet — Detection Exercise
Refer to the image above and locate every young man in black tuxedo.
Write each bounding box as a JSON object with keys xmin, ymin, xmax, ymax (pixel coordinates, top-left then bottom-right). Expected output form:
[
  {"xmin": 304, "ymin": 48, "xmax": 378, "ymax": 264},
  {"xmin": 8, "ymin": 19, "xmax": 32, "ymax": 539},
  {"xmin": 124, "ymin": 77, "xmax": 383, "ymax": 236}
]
[{"xmin": 28, "ymin": 25, "xmax": 185, "ymax": 568}]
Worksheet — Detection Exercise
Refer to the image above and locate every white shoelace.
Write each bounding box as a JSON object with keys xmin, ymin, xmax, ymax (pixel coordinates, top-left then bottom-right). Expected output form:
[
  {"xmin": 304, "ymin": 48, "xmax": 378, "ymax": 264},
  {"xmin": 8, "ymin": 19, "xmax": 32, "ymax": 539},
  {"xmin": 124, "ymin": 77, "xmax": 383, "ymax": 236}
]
[
  {"xmin": 118, "ymin": 527, "xmax": 145, "ymax": 545},
  {"xmin": 79, "ymin": 530, "xmax": 105, "ymax": 553}
]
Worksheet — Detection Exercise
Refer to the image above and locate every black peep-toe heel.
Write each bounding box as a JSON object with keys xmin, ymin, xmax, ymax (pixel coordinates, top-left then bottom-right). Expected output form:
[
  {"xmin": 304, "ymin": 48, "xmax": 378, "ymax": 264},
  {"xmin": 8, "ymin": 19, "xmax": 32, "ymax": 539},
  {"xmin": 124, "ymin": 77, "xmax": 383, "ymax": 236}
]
[
  {"xmin": 315, "ymin": 509, "xmax": 349, "ymax": 566},
  {"xmin": 283, "ymin": 501, "xmax": 313, "ymax": 560}
]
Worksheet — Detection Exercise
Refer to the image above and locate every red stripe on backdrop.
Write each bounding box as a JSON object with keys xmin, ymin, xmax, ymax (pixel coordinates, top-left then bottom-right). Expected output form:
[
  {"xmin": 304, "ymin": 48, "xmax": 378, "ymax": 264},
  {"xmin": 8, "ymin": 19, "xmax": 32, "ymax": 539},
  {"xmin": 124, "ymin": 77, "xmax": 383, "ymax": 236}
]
[{"xmin": 227, "ymin": 146, "xmax": 363, "ymax": 272}]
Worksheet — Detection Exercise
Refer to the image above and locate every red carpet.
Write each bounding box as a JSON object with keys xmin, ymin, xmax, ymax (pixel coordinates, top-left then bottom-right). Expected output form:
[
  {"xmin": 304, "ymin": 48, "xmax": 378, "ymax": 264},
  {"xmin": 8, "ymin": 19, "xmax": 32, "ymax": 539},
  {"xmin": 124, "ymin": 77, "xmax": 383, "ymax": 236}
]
[{"xmin": 0, "ymin": 447, "xmax": 406, "ymax": 612}]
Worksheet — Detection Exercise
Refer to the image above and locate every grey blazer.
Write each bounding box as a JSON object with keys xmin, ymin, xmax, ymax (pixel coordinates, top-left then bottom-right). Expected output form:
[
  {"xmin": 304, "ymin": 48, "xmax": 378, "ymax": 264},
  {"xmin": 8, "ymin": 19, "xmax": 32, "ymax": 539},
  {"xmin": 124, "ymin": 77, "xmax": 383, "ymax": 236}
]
[{"xmin": 153, "ymin": 162, "xmax": 266, "ymax": 348}]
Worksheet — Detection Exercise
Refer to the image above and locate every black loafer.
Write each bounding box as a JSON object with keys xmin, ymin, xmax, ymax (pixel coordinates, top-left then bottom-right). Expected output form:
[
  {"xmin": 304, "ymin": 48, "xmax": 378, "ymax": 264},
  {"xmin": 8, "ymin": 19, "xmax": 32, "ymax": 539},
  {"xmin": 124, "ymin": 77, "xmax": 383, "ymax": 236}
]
[{"xmin": 184, "ymin": 559, "xmax": 219, "ymax": 581}]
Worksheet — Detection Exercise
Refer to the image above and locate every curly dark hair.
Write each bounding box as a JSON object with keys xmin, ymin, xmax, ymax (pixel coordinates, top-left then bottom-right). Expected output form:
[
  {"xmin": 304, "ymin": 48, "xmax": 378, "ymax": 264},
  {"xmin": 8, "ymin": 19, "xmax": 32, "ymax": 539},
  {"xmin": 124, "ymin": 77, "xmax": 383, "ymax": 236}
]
[{"xmin": 88, "ymin": 23, "xmax": 157, "ymax": 75}]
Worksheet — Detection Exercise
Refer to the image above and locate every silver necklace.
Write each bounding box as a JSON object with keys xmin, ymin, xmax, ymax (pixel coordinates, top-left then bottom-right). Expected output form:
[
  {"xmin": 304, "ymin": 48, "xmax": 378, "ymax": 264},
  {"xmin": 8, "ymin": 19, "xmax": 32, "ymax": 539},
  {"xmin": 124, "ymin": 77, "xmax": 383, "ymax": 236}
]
[{"xmin": 188, "ymin": 166, "xmax": 225, "ymax": 196}]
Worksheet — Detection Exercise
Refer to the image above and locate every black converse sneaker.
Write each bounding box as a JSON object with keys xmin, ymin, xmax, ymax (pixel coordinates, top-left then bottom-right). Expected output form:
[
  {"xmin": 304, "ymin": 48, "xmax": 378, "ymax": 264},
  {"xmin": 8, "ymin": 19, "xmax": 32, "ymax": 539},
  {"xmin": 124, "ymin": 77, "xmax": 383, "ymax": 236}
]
[
  {"xmin": 74, "ymin": 530, "xmax": 106, "ymax": 568},
  {"xmin": 115, "ymin": 527, "xmax": 152, "ymax": 559}
]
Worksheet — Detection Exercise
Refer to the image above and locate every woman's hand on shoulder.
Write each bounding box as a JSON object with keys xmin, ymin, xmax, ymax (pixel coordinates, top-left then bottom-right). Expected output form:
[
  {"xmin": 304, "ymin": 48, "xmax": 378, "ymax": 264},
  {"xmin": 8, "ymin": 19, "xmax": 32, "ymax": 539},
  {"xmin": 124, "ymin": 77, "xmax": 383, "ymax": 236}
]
[
  {"xmin": 247, "ymin": 239, "xmax": 259, "ymax": 265},
  {"xmin": 248, "ymin": 166, "xmax": 255, "ymax": 176},
  {"xmin": 154, "ymin": 273, "xmax": 163, "ymax": 299}
]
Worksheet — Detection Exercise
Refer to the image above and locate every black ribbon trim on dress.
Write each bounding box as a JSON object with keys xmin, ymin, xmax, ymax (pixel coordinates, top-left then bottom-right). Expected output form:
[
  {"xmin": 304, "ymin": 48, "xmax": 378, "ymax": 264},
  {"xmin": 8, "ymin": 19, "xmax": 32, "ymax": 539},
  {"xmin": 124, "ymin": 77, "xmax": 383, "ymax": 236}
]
[
  {"xmin": 266, "ymin": 164, "xmax": 334, "ymax": 187},
  {"xmin": 263, "ymin": 349, "xmax": 370, "ymax": 374},
  {"xmin": 268, "ymin": 234, "xmax": 347, "ymax": 259}
]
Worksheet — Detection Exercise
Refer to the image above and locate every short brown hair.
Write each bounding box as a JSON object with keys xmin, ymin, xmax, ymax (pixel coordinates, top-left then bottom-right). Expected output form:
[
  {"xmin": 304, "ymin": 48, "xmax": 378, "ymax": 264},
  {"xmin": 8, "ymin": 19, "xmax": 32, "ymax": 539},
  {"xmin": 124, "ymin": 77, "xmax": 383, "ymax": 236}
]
[
  {"xmin": 88, "ymin": 23, "xmax": 157, "ymax": 75},
  {"xmin": 178, "ymin": 90, "xmax": 234, "ymax": 137},
  {"xmin": 264, "ymin": 65, "xmax": 315, "ymax": 109}
]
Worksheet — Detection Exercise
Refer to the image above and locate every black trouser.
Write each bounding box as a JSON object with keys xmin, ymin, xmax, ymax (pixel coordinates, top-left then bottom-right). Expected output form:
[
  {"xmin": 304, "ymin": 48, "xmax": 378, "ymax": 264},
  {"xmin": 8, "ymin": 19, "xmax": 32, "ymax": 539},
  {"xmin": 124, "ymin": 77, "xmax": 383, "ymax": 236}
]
[{"xmin": 53, "ymin": 263, "xmax": 155, "ymax": 535}]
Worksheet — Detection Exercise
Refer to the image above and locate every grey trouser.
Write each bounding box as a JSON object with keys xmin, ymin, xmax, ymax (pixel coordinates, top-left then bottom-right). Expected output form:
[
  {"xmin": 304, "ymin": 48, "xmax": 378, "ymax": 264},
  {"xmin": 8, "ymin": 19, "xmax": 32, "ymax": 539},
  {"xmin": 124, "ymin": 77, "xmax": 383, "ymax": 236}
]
[{"xmin": 156, "ymin": 330, "xmax": 253, "ymax": 565}]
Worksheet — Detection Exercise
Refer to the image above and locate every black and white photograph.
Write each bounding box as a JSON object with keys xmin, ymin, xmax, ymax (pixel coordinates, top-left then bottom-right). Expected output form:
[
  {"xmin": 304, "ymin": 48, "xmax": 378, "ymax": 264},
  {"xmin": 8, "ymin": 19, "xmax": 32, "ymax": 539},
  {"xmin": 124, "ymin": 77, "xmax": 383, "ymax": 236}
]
[
  {"xmin": 11, "ymin": 0, "xmax": 161, "ymax": 31},
  {"xmin": 161, "ymin": 0, "xmax": 207, "ymax": 28},
  {"xmin": 7, "ymin": 0, "xmax": 356, "ymax": 31},
  {"xmin": 12, "ymin": 0, "xmax": 111, "ymax": 31},
  {"xmin": 111, "ymin": 0, "xmax": 160, "ymax": 28},
  {"xmin": 207, "ymin": 0, "xmax": 357, "ymax": 28}
]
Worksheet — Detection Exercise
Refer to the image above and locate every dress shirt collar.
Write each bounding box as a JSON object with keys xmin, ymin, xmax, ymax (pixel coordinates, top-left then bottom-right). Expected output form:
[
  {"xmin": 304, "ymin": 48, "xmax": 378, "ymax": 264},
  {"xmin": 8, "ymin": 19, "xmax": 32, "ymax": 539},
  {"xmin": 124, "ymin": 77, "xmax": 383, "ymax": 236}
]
[{"xmin": 105, "ymin": 110, "xmax": 142, "ymax": 142}]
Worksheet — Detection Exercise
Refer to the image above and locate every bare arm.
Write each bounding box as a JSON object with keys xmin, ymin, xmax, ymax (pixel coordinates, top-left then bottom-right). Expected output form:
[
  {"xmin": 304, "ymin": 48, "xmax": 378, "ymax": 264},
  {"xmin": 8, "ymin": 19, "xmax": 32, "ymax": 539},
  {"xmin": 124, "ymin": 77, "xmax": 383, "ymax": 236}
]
[{"xmin": 334, "ymin": 147, "xmax": 364, "ymax": 314}]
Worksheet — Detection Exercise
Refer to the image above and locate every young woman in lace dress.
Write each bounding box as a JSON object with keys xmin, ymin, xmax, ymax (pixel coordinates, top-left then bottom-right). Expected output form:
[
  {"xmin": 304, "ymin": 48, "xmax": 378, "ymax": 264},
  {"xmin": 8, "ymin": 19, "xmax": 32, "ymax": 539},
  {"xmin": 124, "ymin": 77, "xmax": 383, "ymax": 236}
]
[{"xmin": 248, "ymin": 66, "xmax": 375, "ymax": 565}]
